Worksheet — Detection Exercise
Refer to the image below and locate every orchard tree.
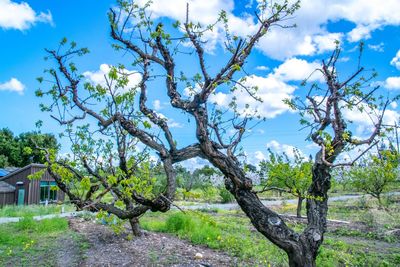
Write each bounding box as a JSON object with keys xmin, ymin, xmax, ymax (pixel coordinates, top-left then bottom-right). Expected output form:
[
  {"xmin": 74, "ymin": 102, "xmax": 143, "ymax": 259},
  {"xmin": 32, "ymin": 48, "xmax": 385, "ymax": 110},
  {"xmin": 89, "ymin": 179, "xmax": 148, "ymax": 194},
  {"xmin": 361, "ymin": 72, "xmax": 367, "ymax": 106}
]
[
  {"xmin": 348, "ymin": 148, "xmax": 398, "ymax": 207},
  {"xmin": 37, "ymin": 60, "xmax": 200, "ymax": 236},
  {"xmin": 37, "ymin": 0, "xmax": 393, "ymax": 265},
  {"xmin": 259, "ymin": 149, "xmax": 312, "ymax": 218}
]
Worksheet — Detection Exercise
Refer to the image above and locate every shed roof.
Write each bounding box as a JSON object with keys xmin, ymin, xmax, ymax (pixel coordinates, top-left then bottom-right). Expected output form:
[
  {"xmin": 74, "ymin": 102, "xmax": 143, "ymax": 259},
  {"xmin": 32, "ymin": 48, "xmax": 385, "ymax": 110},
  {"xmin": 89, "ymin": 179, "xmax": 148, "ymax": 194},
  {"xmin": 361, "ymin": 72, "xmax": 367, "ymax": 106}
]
[
  {"xmin": 0, "ymin": 181, "xmax": 15, "ymax": 193},
  {"xmin": 0, "ymin": 169, "xmax": 9, "ymax": 177},
  {"xmin": 0, "ymin": 164, "xmax": 45, "ymax": 181},
  {"xmin": 0, "ymin": 167, "xmax": 21, "ymax": 177}
]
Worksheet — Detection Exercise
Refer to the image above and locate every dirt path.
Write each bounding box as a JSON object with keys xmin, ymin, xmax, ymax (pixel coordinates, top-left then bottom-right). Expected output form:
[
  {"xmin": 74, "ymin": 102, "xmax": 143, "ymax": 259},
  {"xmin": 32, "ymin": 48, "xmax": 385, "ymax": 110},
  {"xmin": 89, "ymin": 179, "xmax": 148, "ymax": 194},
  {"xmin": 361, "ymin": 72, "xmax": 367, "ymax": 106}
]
[{"xmin": 66, "ymin": 218, "xmax": 241, "ymax": 267}]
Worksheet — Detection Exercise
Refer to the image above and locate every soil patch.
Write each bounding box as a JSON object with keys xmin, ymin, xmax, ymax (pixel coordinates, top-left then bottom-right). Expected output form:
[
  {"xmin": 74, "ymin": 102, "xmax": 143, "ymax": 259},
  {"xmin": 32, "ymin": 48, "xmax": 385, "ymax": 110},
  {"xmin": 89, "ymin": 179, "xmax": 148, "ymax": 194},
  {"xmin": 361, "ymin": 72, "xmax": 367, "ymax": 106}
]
[
  {"xmin": 56, "ymin": 233, "xmax": 85, "ymax": 267},
  {"xmin": 68, "ymin": 218, "xmax": 241, "ymax": 267}
]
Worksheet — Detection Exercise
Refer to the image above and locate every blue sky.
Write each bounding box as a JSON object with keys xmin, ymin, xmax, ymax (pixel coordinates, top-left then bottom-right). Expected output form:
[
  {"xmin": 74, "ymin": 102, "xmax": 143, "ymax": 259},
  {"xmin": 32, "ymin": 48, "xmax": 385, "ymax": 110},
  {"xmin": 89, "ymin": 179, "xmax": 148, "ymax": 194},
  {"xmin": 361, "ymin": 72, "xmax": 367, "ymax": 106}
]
[{"xmin": 1, "ymin": 0, "xmax": 400, "ymax": 169}]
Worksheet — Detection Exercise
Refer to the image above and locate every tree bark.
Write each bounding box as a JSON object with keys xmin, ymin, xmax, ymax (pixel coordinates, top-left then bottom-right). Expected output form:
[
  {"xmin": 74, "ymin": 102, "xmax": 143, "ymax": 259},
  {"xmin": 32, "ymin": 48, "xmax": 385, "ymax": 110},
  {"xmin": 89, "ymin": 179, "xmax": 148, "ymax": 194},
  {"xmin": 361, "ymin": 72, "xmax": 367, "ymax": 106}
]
[
  {"xmin": 287, "ymin": 242, "xmax": 316, "ymax": 267},
  {"xmin": 296, "ymin": 197, "xmax": 303, "ymax": 218},
  {"xmin": 129, "ymin": 217, "xmax": 142, "ymax": 236}
]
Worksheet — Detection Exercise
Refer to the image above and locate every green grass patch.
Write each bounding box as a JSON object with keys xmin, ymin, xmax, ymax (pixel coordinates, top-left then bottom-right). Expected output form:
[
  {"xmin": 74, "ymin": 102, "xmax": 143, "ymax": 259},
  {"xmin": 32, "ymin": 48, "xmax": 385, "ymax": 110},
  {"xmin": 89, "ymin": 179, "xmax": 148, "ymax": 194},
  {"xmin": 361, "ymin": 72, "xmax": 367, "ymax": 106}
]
[
  {"xmin": 0, "ymin": 204, "xmax": 75, "ymax": 217},
  {"xmin": 141, "ymin": 210, "xmax": 400, "ymax": 266},
  {"xmin": 0, "ymin": 217, "xmax": 80, "ymax": 266}
]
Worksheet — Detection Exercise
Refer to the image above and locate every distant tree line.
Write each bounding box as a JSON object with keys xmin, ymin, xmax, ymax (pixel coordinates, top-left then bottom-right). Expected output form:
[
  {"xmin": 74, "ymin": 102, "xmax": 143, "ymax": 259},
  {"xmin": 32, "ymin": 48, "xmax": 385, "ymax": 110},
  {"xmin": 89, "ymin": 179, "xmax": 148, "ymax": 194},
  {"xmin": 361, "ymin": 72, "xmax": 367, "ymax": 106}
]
[{"xmin": 0, "ymin": 128, "xmax": 59, "ymax": 168}]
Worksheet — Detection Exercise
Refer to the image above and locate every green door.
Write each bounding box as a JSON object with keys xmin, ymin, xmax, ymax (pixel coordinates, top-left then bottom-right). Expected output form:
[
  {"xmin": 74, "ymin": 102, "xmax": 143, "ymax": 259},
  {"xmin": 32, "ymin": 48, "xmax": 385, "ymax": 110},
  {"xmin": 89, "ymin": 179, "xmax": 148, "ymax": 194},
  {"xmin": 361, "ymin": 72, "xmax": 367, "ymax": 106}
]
[{"xmin": 17, "ymin": 189, "xmax": 25, "ymax": 206}]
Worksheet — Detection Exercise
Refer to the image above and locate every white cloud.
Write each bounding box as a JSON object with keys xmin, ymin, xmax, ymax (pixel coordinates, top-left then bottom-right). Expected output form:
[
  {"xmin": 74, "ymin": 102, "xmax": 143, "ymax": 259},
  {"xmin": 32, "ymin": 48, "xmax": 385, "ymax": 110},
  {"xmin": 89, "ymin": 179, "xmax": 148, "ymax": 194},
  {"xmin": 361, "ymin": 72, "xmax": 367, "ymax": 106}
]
[
  {"xmin": 183, "ymin": 85, "xmax": 201, "ymax": 98},
  {"xmin": 134, "ymin": 0, "xmax": 258, "ymax": 53},
  {"xmin": 368, "ymin": 42, "xmax": 384, "ymax": 52},
  {"xmin": 210, "ymin": 75, "xmax": 296, "ymax": 118},
  {"xmin": 382, "ymin": 77, "xmax": 400, "ymax": 90},
  {"xmin": 0, "ymin": 0, "xmax": 52, "ymax": 30},
  {"xmin": 266, "ymin": 140, "xmax": 304, "ymax": 160},
  {"xmin": 168, "ymin": 118, "xmax": 183, "ymax": 128},
  {"xmin": 255, "ymin": 65, "xmax": 269, "ymax": 71},
  {"xmin": 0, "ymin": 78, "xmax": 25, "ymax": 94},
  {"xmin": 390, "ymin": 50, "xmax": 400, "ymax": 70},
  {"xmin": 347, "ymin": 24, "xmax": 378, "ymax": 42},
  {"xmin": 254, "ymin": 150, "xmax": 266, "ymax": 161},
  {"xmin": 256, "ymin": 129, "xmax": 265, "ymax": 134},
  {"xmin": 272, "ymin": 58, "xmax": 323, "ymax": 82},
  {"xmin": 342, "ymin": 103, "xmax": 400, "ymax": 136},
  {"xmin": 180, "ymin": 157, "xmax": 209, "ymax": 172},
  {"xmin": 153, "ymin": 112, "xmax": 183, "ymax": 128},
  {"xmin": 83, "ymin": 64, "xmax": 142, "ymax": 94},
  {"xmin": 210, "ymin": 57, "xmax": 322, "ymax": 119},
  {"xmin": 153, "ymin": 99, "xmax": 162, "ymax": 111},
  {"xmin": 132, "ymin": 0, "xmax": 400, "ymax": 60},
  {"xmin": 260, "ymin": 0, "xmax": 400, "ymax": 59},
  {"xmin": 119, "ymin": 0, "xmax": 395, "ymax": 61}
]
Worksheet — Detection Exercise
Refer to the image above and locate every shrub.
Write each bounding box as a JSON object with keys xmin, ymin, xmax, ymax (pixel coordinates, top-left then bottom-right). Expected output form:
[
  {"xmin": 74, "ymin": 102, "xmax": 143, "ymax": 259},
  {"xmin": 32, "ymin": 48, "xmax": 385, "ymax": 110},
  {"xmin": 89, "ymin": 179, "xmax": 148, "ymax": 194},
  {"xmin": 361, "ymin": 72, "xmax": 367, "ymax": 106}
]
[
  {"xmin": 16, "ymin": 216, "xmax": 35, "ymax": 231},
  {"xmin": 219, "ymin": 187, "xmax": 235, "ymax": 203},
  {"xmin": 165, "ymin": 213, "xmax": 195, "ymax": 233}
]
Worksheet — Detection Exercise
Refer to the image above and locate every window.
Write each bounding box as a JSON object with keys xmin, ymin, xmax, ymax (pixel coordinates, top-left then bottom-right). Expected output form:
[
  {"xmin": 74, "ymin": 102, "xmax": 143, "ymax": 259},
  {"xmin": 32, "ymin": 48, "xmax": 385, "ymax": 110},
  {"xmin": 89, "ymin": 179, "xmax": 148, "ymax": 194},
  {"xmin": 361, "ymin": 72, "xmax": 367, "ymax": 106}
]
[{"xmin": 40, "ymin": 181, "xmax": 57, "ymax": 202}]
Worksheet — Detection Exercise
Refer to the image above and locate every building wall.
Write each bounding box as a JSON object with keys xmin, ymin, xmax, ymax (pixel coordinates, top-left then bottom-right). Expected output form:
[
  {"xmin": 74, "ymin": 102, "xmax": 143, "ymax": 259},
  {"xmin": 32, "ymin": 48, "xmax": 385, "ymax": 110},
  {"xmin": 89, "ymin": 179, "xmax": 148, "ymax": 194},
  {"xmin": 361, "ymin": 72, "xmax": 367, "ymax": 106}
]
[
  {"xmin": 2, "ymin": 164, "xmax": 65, "ymax": 205},
  {"xmin": 0, "ymin": 192, "xmax": 15, "ymax": 207},
  {"xmin": 28, "ymin": 166, "xmax": 65, "ymax": 204},
  {"xmin": 3, "ymin": 167, "xmax": 32, "ymax": 205}
]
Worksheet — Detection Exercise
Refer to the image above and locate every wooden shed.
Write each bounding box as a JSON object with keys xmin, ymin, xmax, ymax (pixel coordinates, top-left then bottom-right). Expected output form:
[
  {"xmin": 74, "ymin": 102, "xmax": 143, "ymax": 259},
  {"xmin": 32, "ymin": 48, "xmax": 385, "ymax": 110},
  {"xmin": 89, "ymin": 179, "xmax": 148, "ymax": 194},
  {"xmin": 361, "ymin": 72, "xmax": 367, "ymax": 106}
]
[
  {"xmin": 0, "ymin": 181, "xmax": 15, "ymax": 207},
  {"xmin": 0, "ymin": 164, "xmax": 65, "ymax": 205}
]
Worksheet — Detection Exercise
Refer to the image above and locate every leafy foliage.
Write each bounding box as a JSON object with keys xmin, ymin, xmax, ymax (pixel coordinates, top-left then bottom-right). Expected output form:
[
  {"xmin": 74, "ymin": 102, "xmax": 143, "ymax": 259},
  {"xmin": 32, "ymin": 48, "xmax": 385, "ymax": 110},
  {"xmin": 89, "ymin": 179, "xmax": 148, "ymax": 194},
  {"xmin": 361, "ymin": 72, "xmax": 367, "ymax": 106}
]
[
  {"xmin": 259, "ymin": 148, "xmax": 312, "ymax": 216},
  {"xmin": 260, "ymin": 149, "xmax": 312, "ymax": 198},
  {"xmin": 348, "ymin": 148, "xmax": 399, "ymax": 206},
  {"xmin": 0, "ymin": 128, "xmax": 59, "ymax": 168}
]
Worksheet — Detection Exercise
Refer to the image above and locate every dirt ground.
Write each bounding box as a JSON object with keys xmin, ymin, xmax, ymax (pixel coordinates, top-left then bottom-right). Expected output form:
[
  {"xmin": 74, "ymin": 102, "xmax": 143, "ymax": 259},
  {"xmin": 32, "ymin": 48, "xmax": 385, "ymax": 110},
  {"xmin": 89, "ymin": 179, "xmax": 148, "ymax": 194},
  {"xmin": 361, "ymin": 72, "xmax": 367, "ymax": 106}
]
[{"xmin": 60, "ymin": 218, "xmax": 240, "ymax": 267}]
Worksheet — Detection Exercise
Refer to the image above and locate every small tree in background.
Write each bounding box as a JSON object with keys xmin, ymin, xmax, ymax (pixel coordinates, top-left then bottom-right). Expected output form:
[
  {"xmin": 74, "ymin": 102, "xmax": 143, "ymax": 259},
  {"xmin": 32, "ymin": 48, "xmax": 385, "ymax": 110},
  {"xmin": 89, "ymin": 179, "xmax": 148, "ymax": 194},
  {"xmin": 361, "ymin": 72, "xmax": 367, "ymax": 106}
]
[
  {"xmin": 349, "ymin": 148, "xmax": 398, "ymax": 207},
  {"xmin": 259, "ymin": 149, "xmax": 312, "ymax": 218}
]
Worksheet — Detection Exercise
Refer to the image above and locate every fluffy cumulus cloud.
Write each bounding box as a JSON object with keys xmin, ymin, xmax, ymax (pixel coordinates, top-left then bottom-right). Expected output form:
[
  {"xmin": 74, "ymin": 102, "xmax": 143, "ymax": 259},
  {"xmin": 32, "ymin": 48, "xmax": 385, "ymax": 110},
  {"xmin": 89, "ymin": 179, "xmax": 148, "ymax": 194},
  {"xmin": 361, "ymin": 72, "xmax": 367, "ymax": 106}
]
[
  {"xmin": 0, "ymin": 0, "xmax": 52, "ymax": 30},
  {"xmin": 209, "ymin": 57, "xmax": 322, "ymax": 118},
  {"xmin": 83, "ymin": 64, "xmax": 142, "ymax": 94},
  {"xmin": 0, "ymin": 78, "xmax": 25, "ymax": 94},
  {"xmin": 368, "ymin": 42, "xmax": 384, "ymax": 52},
  {"xmin": 211, "ymin": 75, "xmax": 296, "ymax": 118},
  {"xmin": 180, "ymin": 157, "xmax": 209, "ymax": 172},
  {"xmin": 134, "ymin": 0, "xmax": 259, "ymax": 53},
  {"xmin": 254, "ymin": 150, "xmax": 266, "ymax": 161},
  {"xmin": 382, "ymin": 77, "xmax": 400, "ymax": 90},
  {"xmin": 391, "ymin": 50, "xmax": 400, "ymax": 70},
  {"xmin": 151, "ymin": 112, "xmax": 183, "ymax": 128},
  {"xmin": 136, "ymin": 0, "xmax": 400, "ymax": 60},
  {"xmin": 257, "ymin": 0, "xmax": 400, "ymax": 59},
  {"xmin": 255, "ymin": 65, "xmax": 269, "ymax": 71},
  {"xmin": 153, "ymin": 99, "xmax": 162, "ymax": 111},
  {"xmin": 266, "ymin": 140, "xmax": 305, "ymax": 160},
  {"xmin": 342, "ymin": 103, "xmax": 400, "ymax": 136}
]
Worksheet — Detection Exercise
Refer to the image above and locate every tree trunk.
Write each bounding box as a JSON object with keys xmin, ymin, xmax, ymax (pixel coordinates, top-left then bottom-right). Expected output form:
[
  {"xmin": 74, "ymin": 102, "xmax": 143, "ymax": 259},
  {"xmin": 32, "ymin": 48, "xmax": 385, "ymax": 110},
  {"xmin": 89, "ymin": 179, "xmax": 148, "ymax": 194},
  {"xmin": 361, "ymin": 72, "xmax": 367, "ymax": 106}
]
[
  {"xmin": 129, "ymin": 217, "xmax": 142, "ymax": 236},
  {"xmin": 296, "ymin": 197, "xmax": 303, "ymax": 218},
  {"xmin": 287, "ymin": 249, "xmax": 317, "ymax": 267}
]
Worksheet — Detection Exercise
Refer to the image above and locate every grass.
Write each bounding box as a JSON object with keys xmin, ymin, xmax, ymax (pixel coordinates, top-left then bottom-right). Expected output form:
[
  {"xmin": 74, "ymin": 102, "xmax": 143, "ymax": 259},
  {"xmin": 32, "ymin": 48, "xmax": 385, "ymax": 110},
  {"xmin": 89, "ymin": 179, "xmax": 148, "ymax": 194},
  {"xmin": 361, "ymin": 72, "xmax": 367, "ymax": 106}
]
[
  {"xmin": 141, "ymin": 211, "xmax": 288, "ymax": 266},
  {"xmin": 0, "ymin": 217, "xmax": 88, "ymax": 266},
  {"xmin": 0, "ymin": 204, "xmax": 75, "ymax": 218},
  {"xmin": 141, "ymin": 206, "xmax": 400, "ymax": 267}
]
